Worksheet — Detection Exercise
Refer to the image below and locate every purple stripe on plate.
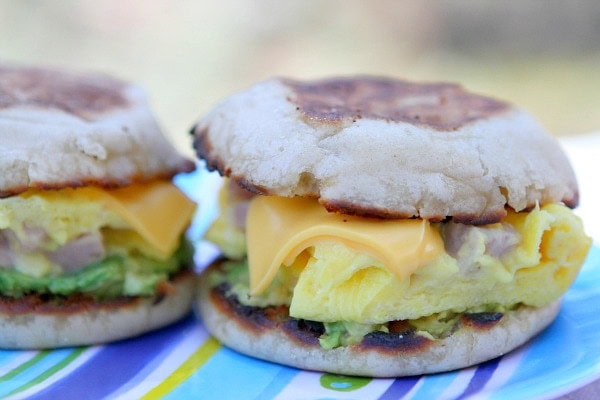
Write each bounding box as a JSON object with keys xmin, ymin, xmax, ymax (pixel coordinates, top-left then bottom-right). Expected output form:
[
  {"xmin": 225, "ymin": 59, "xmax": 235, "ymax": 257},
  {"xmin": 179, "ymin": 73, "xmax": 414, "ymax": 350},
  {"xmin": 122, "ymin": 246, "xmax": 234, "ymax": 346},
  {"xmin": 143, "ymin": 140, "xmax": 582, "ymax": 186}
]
[
  {"xmin": 457, "ymin": 357, "xmax": 501, "ymax": 399},
  {"xmin": 27, "ymin": 313, "xmax": 196, "ymax": 400},
  {"xmin": 378, "ymin": 376, "xmax": 421, "ymax": 400}
]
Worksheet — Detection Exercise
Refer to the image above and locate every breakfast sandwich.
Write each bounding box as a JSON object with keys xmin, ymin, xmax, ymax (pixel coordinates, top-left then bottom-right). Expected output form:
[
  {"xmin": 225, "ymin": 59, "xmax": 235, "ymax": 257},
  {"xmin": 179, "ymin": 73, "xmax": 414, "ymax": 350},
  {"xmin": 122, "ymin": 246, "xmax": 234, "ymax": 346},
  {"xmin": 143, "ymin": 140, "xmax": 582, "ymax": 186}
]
[
  {"xmin": 0, "ymin": 65, "xmax": 197, "ymax": 348},
  {"xmin": 191, "ymin": 76, "xmax": 591, "ymax": 377}
]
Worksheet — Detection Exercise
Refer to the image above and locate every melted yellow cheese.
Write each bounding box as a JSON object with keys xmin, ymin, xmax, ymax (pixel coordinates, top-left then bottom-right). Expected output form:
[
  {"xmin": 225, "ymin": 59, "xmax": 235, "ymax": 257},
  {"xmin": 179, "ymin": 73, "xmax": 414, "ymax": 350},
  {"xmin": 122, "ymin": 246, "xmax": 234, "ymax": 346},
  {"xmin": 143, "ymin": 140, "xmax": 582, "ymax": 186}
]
[
  {"xmin": 97, "ymin": 181, "xmax": 196, "ymax": 256},
  {"xmin": 2, "ymin": 181, "xmax": 196, "ymax": 258},
  {"xmin": 246, "ymin": 196, "xmax": 444, "ymax": 295}
]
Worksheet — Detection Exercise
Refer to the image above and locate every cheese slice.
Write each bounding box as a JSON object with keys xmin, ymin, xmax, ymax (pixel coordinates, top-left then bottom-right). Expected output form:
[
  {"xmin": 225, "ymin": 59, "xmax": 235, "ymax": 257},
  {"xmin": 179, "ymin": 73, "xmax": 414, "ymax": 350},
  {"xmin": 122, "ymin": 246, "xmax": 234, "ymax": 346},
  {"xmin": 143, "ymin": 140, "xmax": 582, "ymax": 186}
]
[
  {"xmin": 27, "ymin": 181, "xmax": 196, "ymax": 257},
  {"xmin": 247, "ymin": 196, "xmax": 444, "ymax": 295},
  {"xmin": 99, "ymin": 181, "xmax": 196, "ymax": 256}
]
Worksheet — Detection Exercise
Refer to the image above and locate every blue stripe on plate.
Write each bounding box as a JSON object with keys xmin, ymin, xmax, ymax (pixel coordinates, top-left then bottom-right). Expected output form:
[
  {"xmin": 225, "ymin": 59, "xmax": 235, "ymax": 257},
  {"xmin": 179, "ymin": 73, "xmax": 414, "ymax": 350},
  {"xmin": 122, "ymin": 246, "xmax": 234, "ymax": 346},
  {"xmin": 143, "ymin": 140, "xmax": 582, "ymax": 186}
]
[
  {"xmin": 26, "ymin": 314, "xmax": 195, "ymax": 400},
  {"xmin": 0, "ymin": 351, "xmax": 23, "ymax": 369},
  {"xmin": 488, "ymin": 246, "xmax": 600, "ymax": 399},
  {"xmin": 456, "ymin": 357, "xmax": 501, "ymax": 399},
  {"xmin": 407, "ymin": 370, "xmax": 463, "ymax": 399},
  {"xmin": 164, "ymin": 347, "xmax": 297, "ymax": 400},
  {"xmin": 107, "ymin": 314, "xmax": 201, "ymax": 399},
  {"xmin": 377, "ymin": 376, "xmax": 421, "ymax": 400}
]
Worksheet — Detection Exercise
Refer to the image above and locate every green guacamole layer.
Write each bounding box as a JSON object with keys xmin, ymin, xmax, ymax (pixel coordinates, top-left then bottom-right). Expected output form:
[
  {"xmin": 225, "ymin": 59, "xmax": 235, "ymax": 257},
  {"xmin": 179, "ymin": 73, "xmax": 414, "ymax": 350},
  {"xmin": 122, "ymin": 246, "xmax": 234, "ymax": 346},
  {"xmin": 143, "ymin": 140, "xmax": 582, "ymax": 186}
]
[{"xmin": 0, "ymin": 239, "xmax": 194, "ymax": 299}]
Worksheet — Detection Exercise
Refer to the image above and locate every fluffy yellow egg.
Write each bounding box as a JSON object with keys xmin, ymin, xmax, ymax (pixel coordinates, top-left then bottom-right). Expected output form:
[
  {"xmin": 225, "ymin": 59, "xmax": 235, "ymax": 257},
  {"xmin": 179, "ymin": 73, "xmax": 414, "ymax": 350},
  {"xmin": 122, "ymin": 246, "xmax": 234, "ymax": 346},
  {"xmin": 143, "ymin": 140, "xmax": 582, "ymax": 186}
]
[{"xmin": 287, "ymin": 204, "xmax": 590, "ymax": 323}]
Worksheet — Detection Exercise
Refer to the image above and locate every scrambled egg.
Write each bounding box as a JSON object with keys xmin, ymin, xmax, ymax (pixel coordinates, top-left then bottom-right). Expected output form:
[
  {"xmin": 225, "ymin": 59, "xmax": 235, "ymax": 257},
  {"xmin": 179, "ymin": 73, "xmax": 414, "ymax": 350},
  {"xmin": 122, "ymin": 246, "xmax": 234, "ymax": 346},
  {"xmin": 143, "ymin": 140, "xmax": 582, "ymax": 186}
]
[
  {"xmin": 1, "ymin": 188, "xmax": 121, "ymax": 246},
  {"xmin": 205, "ymin": 184, "xmax": 246, "ymax": 260},
  {"xmin": 0, "ymin": 186, "xmax": 175, "ymax": 277},
  {"xmin": 209, "ymin": 183, "xmax": 591, "ymax": 324},
  {"xmin": 288, "ymin": 204, "xmax": 589, "ymax": 323}
]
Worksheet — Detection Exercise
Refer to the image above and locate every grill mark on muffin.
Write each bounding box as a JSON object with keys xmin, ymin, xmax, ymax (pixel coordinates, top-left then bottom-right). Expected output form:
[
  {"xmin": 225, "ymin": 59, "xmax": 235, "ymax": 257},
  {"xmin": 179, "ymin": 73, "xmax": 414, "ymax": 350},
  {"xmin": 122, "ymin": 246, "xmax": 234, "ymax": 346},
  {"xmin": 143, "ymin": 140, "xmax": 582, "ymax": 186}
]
[
  {"xmin": 563, "ymin": 192, "xmax": 579, "ymax": 209},
  {"xmin": 0, "ymin": 65, "xmax": 129, "ymax": 121},
  {"xmin": 207, "ymin": 270, "xmax": 324, "ymax": 345},
  {"xmin": 208, "ymin": 278, "xmax": 433, "ymax": 352},
  {"xmin": 192, "ymin": 126, "xmax": 270, "ymax": 195},
  {"xmin": 451, "ymin": 209, "xmax": 508, "ymax": 225},
  {"xmin": 210, "ymin": 283, "xmax": 284, "ymax": 333},
  {"xmin": 232, "ymin": 177, "xmax": 271, "ymax": 195},
  {"xmin": 357, "ymin": 319, "xmax": 433, "ymax": 354},
  {"xmin": 227, "ymin": 179, "xmax": 257, "ymax": 200},
  {"xmin": 0, "ymin": 269, "xmax": 194, "ymax": 315},
  {"xmin": 320, "ymin": 198, "xmax": 417, "ymax": 220},
  {"xmin": 282, "ymin": 76, "xmax": 510, "ymax": 131},
  {"xmin": 359, "ymin": 330, "xmax": 432, "ymax": 354},
  {"xmin": 322, "ymin": 198, "xmax": 509, "ymax": 225},
  {"xmin": 204, "ymin": 268, "xmax": 555, "ymax": 359},
  {"xmin": 282, "ymin": 319, "xmax": 325, "ymax": 346},
  {"xmin": 208, "ymin": 283, "xmax": 327, "ymax": 347},
  {"xmin": 192, "ymin": 126, "xmax": 227, "ymax": 175},
  {"xmin": 462, "ymin": 312, "xmax": 504, "ymax": 330},
  {"xmin": 322, "ymin": 198, "xmax": 524, "ymax": 225}
]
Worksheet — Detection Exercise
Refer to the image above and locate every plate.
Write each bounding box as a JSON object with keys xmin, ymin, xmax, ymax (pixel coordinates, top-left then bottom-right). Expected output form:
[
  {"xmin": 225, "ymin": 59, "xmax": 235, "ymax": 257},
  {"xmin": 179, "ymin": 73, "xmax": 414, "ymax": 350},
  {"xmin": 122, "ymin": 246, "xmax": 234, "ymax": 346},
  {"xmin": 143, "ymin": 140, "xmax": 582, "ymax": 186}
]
[{"xmin": 0, "ymin": 171, "xmax": 598, "ymax": 400}]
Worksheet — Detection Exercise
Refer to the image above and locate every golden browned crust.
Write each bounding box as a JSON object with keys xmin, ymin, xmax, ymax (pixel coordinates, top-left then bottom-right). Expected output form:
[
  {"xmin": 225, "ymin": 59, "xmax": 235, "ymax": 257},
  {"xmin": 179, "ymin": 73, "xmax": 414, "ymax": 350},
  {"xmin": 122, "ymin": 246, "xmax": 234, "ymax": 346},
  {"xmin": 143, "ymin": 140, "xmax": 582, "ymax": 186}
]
[
  {"xmin": 281, "ymin": 76, "xmax": 511, "ymax": 131},
  {"xmin": 0, "ymin": 65, "xmax": 129, "ymax": 121}
]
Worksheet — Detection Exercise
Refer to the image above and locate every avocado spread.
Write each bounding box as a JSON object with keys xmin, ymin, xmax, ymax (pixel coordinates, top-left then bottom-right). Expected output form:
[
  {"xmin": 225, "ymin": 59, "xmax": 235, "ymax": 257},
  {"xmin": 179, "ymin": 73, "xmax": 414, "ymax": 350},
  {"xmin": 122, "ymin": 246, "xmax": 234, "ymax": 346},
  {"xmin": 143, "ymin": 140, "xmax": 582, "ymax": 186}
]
[{"xmin": 0, "ymin": 239, "xmax": 193, "ymax": 299}]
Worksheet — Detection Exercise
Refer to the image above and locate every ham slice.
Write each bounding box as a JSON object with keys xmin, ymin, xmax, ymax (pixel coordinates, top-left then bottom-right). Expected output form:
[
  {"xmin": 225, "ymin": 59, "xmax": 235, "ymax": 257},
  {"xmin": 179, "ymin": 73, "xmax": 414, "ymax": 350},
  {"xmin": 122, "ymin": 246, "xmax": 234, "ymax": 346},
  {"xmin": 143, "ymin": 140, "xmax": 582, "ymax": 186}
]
[
  {"xmin": 48, "ymin": 233, "xmax": 106, "ymax": 271},
  {"xmin": 0, "ymin": 228, "xmax": 106, "ymax": 272}
]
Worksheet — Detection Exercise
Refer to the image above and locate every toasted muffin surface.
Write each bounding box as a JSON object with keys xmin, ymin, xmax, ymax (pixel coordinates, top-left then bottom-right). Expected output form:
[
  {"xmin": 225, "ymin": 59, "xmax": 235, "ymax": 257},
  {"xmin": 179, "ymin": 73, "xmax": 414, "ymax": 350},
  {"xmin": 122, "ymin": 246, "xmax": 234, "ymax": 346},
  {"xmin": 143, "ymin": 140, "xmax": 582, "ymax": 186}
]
[
  {"xmin": 0, "ymin": 64, "xmax": 194, "ymax": 196},
  {"xmin": 193, "ymin": 76, "xmax": 577, "ymax": 223}
]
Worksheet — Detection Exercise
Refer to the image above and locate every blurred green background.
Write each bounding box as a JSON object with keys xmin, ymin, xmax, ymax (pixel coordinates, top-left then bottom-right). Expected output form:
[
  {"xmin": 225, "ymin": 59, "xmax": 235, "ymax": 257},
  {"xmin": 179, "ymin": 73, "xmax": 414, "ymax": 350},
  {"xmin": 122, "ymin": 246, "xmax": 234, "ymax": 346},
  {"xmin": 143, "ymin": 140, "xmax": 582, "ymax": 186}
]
[{"xmin": 1, "ymin": 1, "xmax": 599, "ymax": 157}]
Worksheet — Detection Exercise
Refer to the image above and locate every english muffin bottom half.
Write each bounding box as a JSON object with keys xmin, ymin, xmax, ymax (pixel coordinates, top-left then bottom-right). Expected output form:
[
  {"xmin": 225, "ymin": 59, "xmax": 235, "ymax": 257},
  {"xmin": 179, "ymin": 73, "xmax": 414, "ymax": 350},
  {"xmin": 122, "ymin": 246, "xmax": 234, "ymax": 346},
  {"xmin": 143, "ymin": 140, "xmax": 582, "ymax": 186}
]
[{"xmin": 191, "ymin": 76, "xmax": 591, "ymax": 377}]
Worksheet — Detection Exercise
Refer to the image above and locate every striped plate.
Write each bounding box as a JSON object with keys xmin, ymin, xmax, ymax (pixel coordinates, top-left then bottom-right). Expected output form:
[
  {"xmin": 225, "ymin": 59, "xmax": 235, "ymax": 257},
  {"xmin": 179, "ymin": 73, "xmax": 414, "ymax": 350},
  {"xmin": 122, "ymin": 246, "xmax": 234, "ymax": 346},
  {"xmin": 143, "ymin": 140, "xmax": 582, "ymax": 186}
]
[{"xmin": 0, "ymin": 171, "xmax": 597, "ymax": 400}]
